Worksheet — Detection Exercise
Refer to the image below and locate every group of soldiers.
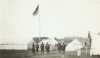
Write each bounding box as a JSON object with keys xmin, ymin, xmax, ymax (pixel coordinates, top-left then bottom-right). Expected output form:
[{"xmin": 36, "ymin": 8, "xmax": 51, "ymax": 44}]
[
  {"xmin": 32, "ymin": 42, "xmax": 50, "ymax": 55},
  {"xmin": 56, "ymin": 42, "xmax": 66, "ymax": 54},
  {"xmin": 32, "ymin": 42, "xmax": 66, "ymax": 55}
]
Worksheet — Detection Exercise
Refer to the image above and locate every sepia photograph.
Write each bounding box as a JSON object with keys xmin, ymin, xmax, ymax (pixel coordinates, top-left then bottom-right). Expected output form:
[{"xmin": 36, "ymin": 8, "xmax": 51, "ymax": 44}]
[{"xmin": 0, "ymin": 0, "xmax": 100, "ymax": 58}]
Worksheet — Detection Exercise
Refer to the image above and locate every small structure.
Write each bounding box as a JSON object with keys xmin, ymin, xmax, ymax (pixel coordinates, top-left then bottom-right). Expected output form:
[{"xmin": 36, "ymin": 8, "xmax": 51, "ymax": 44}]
[{"xmin": 90, "ymin": 33, "xmax": 100, "ymax": 56}]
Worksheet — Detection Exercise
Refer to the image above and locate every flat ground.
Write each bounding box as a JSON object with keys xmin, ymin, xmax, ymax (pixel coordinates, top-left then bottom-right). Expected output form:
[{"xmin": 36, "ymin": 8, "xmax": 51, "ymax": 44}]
[{"xmin": 0, "ymin": 50, "xmax": 100, "ymax": 58}]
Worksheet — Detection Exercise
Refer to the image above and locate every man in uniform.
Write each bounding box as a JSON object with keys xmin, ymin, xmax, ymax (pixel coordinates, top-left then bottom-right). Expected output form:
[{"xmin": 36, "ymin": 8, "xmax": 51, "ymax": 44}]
[
  {"xmin": 62, "ymin": 42, "xmax": 66, "ymax": 54},
  {"xmin": 32, "ymin": 43, "xmax": 35, "ymax": 55},
  {"xmin": 36, "ymin": 43, "xmax": 39, "ymax": 54},
  {"xmin": 57, "ymin": 42, "xmax": 62, "ymax": 53},
  {"xmin": 45, "ymin": 42, "xmax": 50, "ymax": 54},
  {"xmin": 40, "ymin": 42, "xmax": 44, "ymax": 55}
]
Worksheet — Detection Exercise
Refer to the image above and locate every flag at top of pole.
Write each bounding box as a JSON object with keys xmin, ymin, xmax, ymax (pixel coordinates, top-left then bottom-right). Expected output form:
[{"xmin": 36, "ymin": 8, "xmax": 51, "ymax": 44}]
[{"xmin": 32, "ymin": 4, "xmax": 39, "ymax": 16}]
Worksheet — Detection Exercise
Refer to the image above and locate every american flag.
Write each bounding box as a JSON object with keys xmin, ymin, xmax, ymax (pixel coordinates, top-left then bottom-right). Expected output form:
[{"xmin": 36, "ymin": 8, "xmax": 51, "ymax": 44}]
[{"xmin": 32, "ymin": 5, "xmax": 39, "ymax": 16}]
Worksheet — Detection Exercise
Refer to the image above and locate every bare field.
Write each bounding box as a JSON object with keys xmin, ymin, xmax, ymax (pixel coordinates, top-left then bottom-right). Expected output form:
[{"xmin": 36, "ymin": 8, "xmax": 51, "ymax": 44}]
[{"xmin": 0, "ymin": 50, "xmax": 99, "ymax": 58}]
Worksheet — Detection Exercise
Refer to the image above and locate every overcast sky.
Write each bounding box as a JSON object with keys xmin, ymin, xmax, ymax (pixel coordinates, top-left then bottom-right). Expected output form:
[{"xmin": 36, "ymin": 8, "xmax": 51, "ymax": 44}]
[
  {"xmin": 0, "ymin": 0, "xmax": 100, "ymax": 49},
  {"xmin": 34, "ymin": 0, "xmax": 97, "ymax": 38}
]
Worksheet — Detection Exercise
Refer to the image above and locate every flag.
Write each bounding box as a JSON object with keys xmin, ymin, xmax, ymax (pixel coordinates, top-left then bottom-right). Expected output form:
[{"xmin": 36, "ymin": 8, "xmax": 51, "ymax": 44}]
[{"xmin": 32, "ymin": 5, "xmax": 39, "ymax": 16}]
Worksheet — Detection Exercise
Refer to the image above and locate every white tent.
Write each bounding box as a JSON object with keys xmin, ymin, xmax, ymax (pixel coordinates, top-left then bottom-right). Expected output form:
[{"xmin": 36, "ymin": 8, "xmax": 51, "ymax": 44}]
[
  {"xmin": 39, "ymin": 38, "xmax": 58, "ymax": 50},
  {"xmin": 90, "ymin": 33, "xmax": 100, "ymax": 55},
  {"xmin": 27, "ymin": 40, "xmax": 34, "ymax": 50},
  {"xmin": 65, "ymin": 39, "xmax": 83, "ymax": 51}
]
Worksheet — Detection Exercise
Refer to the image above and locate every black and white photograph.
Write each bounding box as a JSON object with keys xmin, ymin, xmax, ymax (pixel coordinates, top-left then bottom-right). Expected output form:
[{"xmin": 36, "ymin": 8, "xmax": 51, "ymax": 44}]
[{"xmin": 0, "ymin": 0, "xmax": 100, "ymax": 58}]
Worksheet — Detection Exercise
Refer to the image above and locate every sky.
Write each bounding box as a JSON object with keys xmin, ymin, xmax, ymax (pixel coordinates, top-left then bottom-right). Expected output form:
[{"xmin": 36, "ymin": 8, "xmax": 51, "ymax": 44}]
[
  {"xmin": 34, "ymin": 0, "xmax": 97, "ymax": 38},
  {"xmin": 0, "ymin": 0, "xmax": 100, "ymax": 49}
]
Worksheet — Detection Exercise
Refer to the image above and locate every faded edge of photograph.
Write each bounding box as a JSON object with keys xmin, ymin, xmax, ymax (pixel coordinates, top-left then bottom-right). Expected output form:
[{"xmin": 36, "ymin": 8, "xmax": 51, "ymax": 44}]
[{"xmin": 0, "ymin": 0, "xmax": 100, "ymax": 58}]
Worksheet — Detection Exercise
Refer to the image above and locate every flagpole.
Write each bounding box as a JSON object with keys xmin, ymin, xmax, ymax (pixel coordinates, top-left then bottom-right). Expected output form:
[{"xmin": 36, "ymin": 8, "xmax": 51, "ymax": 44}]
[
  {"xmin": 38, "ymin": 0, "xmax": 41, "ymax": 42},
  {"xmin": 33, "ymin": 0, "xmax": 40, "ymax": 42},
  {"xmin": 38, "ymin": 14, "xmax": 41, "ymax": 41}
]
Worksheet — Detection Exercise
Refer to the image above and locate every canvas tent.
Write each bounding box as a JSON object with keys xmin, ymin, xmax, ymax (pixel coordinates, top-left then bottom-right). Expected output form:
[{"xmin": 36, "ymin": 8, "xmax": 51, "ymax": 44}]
[
  {"xmin": 90, "ymin": 33, "xmax": 100, "ymax": 55},
  {"xmin": 65, "ymin": 39, "xmax": 83, "ymax": 51},
  {"xmin": 27, "ymin": 40, "xmax": 35, "ymax": 50}
]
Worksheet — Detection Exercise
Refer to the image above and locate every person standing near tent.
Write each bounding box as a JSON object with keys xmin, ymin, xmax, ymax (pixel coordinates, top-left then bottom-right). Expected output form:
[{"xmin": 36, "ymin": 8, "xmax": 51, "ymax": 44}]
[
  {"xmin": 36, "ymin": 43, "xmax": 39, "ymax": 55},
  {"xmin": 40, "ymin": 42, "xmax": 44, "ymax": 55},
  {"xmin": 57, "ymin": 42, "xmax": 62, "ymax": 53},
  {"xmin": 45, "ymin": 42, "xmax": 50, "ymax": 54},
  {"xmin": 62, "ymin": 42, "xmax": 66, "ymax": 54},
  {"xmin": 32, "ymin": 43, "xmax": 35, "ymax": 55}
]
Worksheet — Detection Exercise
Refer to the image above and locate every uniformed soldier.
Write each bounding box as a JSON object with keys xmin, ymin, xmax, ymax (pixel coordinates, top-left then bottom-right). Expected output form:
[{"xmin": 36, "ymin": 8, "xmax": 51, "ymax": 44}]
[
  {"xmin": 57, "ymin": 42, "xmax": 62, "ymax": 53},
  {"xmin": 45, "ymin": 42, "xmax": 50, "ymax": 54},
  {"xmin": 62, "ymin": 42, "xmax": 66, "ymax": 54},
  {"xmin": 40, "ymin": 42, "xmax": 44, "ymax": 55},
  {"xmin": 32, "ymin": 43, "xmax": 35, "ymax": 55},
  {"xmin": 36, "ymin": 43, "xmax": 39, "ymax": 54}
]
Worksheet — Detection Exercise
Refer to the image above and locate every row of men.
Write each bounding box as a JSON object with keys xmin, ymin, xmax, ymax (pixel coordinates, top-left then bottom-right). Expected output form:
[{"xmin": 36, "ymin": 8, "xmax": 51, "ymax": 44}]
[
  {"xmin": 32, "ymin": 42, "xmax": 66, "ymax": 55},
  {"xmin": 32, "ymin": 42, "xmax": 50, "ymax": 55}
]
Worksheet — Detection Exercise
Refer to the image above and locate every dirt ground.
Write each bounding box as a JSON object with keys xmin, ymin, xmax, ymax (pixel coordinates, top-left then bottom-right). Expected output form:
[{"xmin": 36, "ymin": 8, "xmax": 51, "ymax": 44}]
[{"xmin": 0, "ymin": 50, "xmax": 99, "ymax": 58}]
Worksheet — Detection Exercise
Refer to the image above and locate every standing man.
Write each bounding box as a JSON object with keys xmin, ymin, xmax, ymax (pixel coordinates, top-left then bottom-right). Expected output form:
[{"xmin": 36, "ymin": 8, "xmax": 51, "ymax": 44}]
[
  {"xmin": 57, "ymin": 42, "xmax": 62, "ymax": 53},
  {"xmin": 62, "ymin": 42, "xmax": 66, "ymax": 54},
  {"xmin": 32, "ymin": 43, "xmax": 35, "ymax": 55},
  {"xmin": 36, "ymin": 43, "xmax": 39, "ymax": 54},
  {"xmin": 40, "ymin": 42, "xmax": 44, "ymax": 55},
  {"xmin": 45, "ymin": 42, "xmax": 50, "ymax": 54}
]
